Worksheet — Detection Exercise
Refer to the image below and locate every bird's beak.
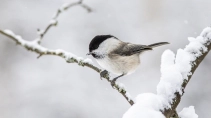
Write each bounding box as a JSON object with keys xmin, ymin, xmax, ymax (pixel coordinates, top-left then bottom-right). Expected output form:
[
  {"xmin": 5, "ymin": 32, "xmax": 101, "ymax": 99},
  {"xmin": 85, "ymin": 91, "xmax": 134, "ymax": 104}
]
[{"xmin": 86, "ymin": 52, "xmax": 92, "ymax": 55}]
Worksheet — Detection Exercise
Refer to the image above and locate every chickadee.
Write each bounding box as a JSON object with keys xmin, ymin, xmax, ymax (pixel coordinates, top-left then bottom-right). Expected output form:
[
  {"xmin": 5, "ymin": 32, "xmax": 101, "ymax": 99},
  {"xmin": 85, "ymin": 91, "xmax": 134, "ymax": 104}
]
[{"xmin": 87, "ymin": 35, "xmax": 169, "ymax": 85}]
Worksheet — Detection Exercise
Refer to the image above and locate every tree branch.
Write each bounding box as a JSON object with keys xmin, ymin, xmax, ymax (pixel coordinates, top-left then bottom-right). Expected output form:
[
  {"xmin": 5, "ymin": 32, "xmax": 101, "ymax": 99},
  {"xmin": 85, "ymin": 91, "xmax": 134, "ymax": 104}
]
[
  {"xmin": 0, "ymin": 29, "xmax": 134, "ymax": 106},
  {"xmin": 37, "ymin": 0, "xmax": 92, "ymax": 44},
  {"xmin": 162, "ymin": 27, "xmax": 211, "ymax": 118},
  {"xmin": 0, "ymin": 0, "xmax": 134, "ymax": 106},
  {"xmin": 123, "ymin": 27, "xmax": 211, "ymax": 118}
]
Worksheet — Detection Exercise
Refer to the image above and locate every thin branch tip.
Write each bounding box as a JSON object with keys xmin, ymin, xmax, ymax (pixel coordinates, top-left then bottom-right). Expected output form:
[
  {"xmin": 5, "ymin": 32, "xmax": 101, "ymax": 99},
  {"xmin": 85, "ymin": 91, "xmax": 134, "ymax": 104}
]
[
  {"xmin": 37, "ymin": 54, "xmax": 43, "ymax": 59},
  {"xmin": 37, "ymin": 0, "xmax": 92, "ymax": 43}
]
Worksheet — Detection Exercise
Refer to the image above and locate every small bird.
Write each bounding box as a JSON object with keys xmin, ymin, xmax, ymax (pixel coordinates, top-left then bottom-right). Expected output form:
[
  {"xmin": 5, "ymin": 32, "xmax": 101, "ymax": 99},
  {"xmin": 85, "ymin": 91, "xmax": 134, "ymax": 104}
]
[{"xmin": 87, "ymin": 35, "xmax": 169, "ymax": 86}]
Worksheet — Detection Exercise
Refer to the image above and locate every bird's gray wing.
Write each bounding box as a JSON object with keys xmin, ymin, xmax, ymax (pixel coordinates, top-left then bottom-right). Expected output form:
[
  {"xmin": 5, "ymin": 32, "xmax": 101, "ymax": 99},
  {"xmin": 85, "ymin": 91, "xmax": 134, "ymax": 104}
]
[{"xmin": 113, "ymin": 43, "xmax": 152, "ymax": 56}]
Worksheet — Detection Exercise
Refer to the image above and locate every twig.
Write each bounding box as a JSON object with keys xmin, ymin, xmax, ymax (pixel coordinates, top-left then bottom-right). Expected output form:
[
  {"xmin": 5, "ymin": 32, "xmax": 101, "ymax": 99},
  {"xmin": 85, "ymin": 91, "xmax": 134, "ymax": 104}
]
[
  {"xmin": 0, "ymin": 29, "xmax": 134, "ymax": 106},
  {"xmin": 37, "ymin": 0, "xmax": 92, "ymax": 43}
]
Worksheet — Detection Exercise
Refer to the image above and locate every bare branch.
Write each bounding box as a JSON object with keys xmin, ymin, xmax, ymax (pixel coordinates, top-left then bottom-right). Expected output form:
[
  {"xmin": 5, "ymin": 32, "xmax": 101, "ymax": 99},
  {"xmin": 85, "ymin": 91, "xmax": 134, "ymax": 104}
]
[
  {"xmin": 0, "ymin": 29, "xmax": 134, "ymax": 106},
  {"xmin": 80, "ymin": 4, "xmax": 92, "ymax": 12},
  {"xmin": 37, "ymin": 0, "xmax": 92, "ymax": 43}
]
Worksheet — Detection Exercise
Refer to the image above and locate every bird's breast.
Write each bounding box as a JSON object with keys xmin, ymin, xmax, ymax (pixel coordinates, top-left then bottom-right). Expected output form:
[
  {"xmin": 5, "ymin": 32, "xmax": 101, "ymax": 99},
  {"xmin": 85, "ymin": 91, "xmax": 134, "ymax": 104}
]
[{"xmin": 96, "ymin": 54, "xmax": 140, "ymax": 75}]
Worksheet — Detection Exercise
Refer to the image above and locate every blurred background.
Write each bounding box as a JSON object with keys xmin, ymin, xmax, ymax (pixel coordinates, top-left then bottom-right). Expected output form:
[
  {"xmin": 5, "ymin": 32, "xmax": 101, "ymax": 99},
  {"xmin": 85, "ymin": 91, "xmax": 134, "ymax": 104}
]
[{"xmin": 0, "ymin": 0, "xmax": 210, "ymax": 118}]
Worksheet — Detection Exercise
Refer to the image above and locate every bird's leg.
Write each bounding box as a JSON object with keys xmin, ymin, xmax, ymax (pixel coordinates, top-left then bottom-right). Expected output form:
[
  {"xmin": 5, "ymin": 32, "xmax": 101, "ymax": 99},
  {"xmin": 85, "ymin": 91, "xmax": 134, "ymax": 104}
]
[
  {"xmin": 111, "ymin": 74, "xmax": 124, "ymax": 86},
  {"xmin": 100, "ymin": 70, "xmax": 109, "ymax": 80}
]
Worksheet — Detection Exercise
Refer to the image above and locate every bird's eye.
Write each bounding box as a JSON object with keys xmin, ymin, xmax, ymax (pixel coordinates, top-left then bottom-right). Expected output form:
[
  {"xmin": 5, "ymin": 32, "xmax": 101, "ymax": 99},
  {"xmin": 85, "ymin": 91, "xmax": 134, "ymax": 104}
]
[
  {"xmin": 90, "ymin": 52, "xmax": 103, "ymax": 59},
  {"xmin": 92, "ymin": 53, "xmax": 96, "ymax": 57}
]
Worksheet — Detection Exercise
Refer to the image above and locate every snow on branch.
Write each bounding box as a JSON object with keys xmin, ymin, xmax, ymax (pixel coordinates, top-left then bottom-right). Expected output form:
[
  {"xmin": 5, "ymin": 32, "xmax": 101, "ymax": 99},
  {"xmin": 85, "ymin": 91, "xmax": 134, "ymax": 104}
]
[
  {"xmin": 0, "ymin": 29, "xmax": 134, "ymax": 106},
  {"xmin": 160, "ymin": 27, "xmax": 211, "ymax": 117},
  {"xmin": 123, "ymin": 27, "xmax": 211, "ymax": 118},
  {"xmin": 0, "ymin": 29, "xmax": 93, "ymax": 65},
  {"xmin": 37, "ymin": 0, "xmax": 92, "ymax": 43},
  {"xmin": 179, "ymin": 106, "xmax": 198, "ymax": 118}
]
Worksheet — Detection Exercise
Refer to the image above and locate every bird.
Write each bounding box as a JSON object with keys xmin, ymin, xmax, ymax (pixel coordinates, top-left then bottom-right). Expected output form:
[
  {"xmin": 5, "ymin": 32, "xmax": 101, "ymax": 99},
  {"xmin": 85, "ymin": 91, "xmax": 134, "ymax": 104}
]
[{"xmin": 87, "ymin": 35, "xmax": 169, "ymax": 86}]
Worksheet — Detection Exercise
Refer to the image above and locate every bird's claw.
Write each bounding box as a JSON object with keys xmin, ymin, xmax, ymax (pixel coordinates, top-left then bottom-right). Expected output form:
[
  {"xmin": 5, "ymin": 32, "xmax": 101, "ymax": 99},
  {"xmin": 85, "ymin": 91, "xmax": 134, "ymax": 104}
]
[
  {"xmin": 111, "ymin": 80, "xmax": 116, "ymax": 87},
  {"xmin": 100, "ymin": 70, "xmax": 109, "ymax": 80}
]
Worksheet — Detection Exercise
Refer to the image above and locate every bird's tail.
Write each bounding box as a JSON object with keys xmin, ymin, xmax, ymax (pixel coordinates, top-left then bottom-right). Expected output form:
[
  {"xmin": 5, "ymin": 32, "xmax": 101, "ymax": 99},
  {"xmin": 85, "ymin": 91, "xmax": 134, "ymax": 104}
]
[{"xmin": 148, "ymin": 42, "xmax": 169, "ymax": 48}]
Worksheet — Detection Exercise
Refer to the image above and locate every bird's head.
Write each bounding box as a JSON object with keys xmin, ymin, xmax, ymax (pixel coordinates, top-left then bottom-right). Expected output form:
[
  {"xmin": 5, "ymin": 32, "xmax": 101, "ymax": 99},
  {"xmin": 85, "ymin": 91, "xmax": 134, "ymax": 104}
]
[{"xmin": 87, "ymin": 35, "xmax": 120, "ymax": 59}]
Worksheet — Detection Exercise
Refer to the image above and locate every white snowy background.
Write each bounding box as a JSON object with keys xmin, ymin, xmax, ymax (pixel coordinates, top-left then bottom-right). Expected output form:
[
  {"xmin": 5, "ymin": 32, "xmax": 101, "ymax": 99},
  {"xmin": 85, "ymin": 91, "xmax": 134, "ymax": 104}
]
[{"xmin": 0, "ymin": 0, "xmax": 211, "ymax": 118}]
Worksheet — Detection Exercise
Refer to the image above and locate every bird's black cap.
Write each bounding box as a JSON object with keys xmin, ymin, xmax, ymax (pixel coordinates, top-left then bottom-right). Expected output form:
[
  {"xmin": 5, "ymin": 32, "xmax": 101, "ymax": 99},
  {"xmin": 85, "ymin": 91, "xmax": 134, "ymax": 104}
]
[{"xmin": 89, "ymin": 35, "xmax": 116, "ymax": 52}]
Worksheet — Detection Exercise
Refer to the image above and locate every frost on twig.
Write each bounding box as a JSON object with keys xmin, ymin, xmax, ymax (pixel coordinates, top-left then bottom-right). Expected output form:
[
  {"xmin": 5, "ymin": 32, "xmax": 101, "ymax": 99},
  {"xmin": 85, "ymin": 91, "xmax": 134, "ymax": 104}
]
[
  {"xmin": 37, "ymin": 0, "xmax": 92, "ymax": 43},
  {"xmin": 0, "ymin": 29, "xmax": 134, "ymax": 106},
  {"xmin": 123, "ymin": 27, "xmax": 211, "ymax": 118},
  {"xmin": 99, "ymin": 71, "xmax": 134, "ymax": 105},
  {"xmin": 0, "ymin": 29, "xmax": 93, "ymax": 65}
]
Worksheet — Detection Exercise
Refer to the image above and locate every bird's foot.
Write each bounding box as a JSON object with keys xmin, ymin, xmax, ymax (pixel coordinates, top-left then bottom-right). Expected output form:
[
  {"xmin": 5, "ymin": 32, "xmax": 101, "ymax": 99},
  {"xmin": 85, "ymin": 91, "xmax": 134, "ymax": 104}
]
[
  {"xmin": 110, "ymin": 74, "xmax": 124, "ymax": 88},
  {"xmin": 100, "ymin": 70, "xmax": 109, "ymax": 80},
  {"xmin": 111, "ymin": 79, "xmax": 116, "ymax": 87}
]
